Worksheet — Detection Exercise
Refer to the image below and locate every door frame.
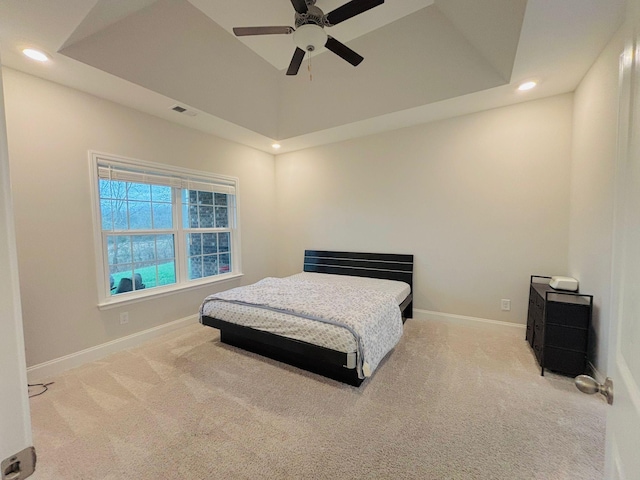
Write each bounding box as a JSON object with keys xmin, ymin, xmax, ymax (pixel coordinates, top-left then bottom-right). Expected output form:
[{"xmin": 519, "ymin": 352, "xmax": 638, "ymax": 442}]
[
  {"xmin": 0, "ymin": 60, "xmax": 33, "ymax": 472},
  {"xmin": 603, "ymin": 0, "xmax": 640, "ymax": 476}
]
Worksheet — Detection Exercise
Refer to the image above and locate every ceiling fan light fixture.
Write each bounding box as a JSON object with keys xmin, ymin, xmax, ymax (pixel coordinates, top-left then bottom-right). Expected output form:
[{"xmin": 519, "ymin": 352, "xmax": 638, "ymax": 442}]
[{"xmin": 294, "ymin": 24, "xmax": 328, "ymax": 52}]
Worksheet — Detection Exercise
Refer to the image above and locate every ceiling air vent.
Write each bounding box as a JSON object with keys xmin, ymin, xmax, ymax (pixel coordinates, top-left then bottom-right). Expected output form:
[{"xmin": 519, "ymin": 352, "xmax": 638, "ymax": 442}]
[{"xmin": 170, "ymin": 104, "xmax": 197, "ymax": 117}]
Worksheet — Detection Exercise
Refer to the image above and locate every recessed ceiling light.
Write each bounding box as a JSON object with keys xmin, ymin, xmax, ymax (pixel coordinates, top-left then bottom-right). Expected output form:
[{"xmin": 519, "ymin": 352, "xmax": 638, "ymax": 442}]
[
  {"xmin": 518, "ymin": 81, "xmax": 537, "ymax": 91},
  {"xmin": 22, "ymin": 48, "xmax": 49, "ymax": 62},
  {"xmin": 272, "ymin": 143, "xmax": 281, "ymax": 150}
]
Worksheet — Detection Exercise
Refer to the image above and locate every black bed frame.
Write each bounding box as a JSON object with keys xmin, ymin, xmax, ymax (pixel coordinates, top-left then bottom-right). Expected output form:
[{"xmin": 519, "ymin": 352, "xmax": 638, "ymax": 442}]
[{"xmin": 201, "ymin": 250, "xmax": 414, "ymax": 386}]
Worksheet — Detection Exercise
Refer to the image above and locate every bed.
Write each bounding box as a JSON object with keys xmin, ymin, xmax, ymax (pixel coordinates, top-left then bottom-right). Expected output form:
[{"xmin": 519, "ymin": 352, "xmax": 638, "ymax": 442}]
[{"xmin": 199, "ymin": 250, "xmax": 413, "ymax": 386}]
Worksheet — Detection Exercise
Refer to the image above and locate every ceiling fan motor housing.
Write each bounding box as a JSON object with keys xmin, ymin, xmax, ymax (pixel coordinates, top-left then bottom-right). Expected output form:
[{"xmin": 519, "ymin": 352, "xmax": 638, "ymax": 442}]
[{"xmin": 295, "ymin": 5, "xmax": 326, "ymax": 28}]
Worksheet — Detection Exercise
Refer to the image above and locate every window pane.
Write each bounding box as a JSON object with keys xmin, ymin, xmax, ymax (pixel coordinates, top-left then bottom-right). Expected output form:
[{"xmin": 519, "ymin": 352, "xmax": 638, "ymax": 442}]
[
  {"xmin": 109, "ymin": 234, "xmax": 133, "ymax": 295},
  {"xmin": 100, "ymin": 200, "xmax": 113, "ymax": 231},
  {"xmin": 152, "ymin": 203, "xmax": 172, "ymax": 229},
  {"xmin": 158, "ymin": 260, "xmax": 176, "ymax": 286},
  {"xmin": 198, "ymin": 191, "xmax": 213, "ymax": 205},
  {"xmin": 199, "ymin": 206, "xmax": 214, "ymax": 228},
  {"xmin": 113, "ymin": 202, "xmax": 129, "ymax": 230},
  {"xmin": 202, "ymin": 233, "xmax": 217, "ymax": 254},
  {"xmin": 189, "ymin": 205, "xmax": 199, "ymax": 228},
  {"xmin": 219, "ymin": 253, "xmax": 231, "ymax": 274},
  {"xmin": 128, "ymin": 201, "xmax": 152, "ymax": 230},
  {"xmin": 186, "ymin": 232, "xmax": 228, "ymax": 280},
  {"xmin": 214, "ymin": 193, "xmax": 227, "ymax": 206},
  {"xmin": 111, "ymin": 270, "xmax": 133, "ymax": 294},
  {"xmin": 112, "ymin": 268, "xmax": 147, "ymax": 294},
  {"xmin": 108, "ymin": 234, "xmax": 176, "ymax": 295},
  {"xmin": 132, "ymin": 262, "xmax": 152, "ymax": 290},
  {"xmin": 218, "ymin": 232, "xmax": 230, "ymax": 253},
  {"xmin": 128, "ymin": 183, "xmax": 151, "ymax": 201},
  {"xmin": 99, "ymin": 179, "xmax": 112, "ymax": 199},
  {"xmin": 151, "ymin": 185, "xmax": 172, "ymax": 202},
  {"xmin": 108, "ymin": 236, "xmax": 132, "ymax": 265},
  {"xmin": 109, "ymin": 264, "xmax": 131, "ymax": 290},
  {"xmin": 188, "ymin": 233, "xmax": 202, "ymax": 256},
  {"xmin": 189, "ymin": 257, "xmax": 203, "ymax": 280},
  {"xmin": 109, "ymin": 181, "xmax": 128, "ymax": 201},
  {"xmin": 156, "ymin": 234, "xmax": 175, "ymax": 261},
  {"xmin": 203, "ymin": 255, "xmax": 218, "ymax": 277},
  {"xmin": 132, "ymin": 235, "xmax": 156, "ymax": 262},
  {"xmin": 101, "ymin": 179, "xmax": 165, "ymax": 231},
  {"xmin": 215, "ymin": 207, "xmax": 228, "ymax": 228},
  {"xmin": 183, "ymin": 190, "xmax": 231, "ymax": 228}
]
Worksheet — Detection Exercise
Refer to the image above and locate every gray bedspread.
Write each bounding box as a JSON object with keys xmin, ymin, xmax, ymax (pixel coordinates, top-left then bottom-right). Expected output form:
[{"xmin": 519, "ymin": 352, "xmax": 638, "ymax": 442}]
[{"xmin": 200, "ymin": 276, "xmax": 403, "ymax": 378}]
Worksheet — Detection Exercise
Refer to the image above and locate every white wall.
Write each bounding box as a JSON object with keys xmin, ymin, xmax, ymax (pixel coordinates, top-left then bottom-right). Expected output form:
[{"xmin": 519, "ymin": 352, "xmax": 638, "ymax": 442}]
[
  {"xmin": 275, "ymin": 94, "xmax": 574, "ymax": 324},
  {"xmin": 568, "ymin": 28, "xmax": 624, "ymax": 374},
  {"xmin": 2, "ymin": 68, "xmax": 277, "ymax": 367}
]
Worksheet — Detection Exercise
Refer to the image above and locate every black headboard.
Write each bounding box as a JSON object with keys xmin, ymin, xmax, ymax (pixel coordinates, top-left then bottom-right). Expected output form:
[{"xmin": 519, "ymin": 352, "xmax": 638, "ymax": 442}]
[{"xmin": 303, "ymin": 250, "xmax": 413, "ymax": 291}]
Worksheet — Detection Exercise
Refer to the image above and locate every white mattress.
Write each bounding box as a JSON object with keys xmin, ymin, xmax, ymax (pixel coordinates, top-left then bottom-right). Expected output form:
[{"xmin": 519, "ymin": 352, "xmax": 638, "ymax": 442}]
[{"xmin": 200, "ymin": 273, "xmax": 411, "ymax": 356}]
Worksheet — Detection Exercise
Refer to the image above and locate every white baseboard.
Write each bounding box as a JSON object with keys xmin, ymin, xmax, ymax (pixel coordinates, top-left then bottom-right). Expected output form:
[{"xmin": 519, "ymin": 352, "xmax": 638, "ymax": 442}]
[
  {"xmin": 27, "ymin": 310, "xmax": 524, "ymax": 382},
  {"xmin": 27, "ymin": 314, "xmax": 199, "ymax": 382},
  {"xmin": 412, "ymin": 308, "xmax": 526, "ymax": 330}
]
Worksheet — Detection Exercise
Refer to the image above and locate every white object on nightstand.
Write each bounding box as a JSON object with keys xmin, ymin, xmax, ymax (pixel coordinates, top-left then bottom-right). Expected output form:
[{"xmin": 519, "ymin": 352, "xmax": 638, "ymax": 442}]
[{"xmin": 549, "ymin": 276, "xmax": 579, "ymax": 291}]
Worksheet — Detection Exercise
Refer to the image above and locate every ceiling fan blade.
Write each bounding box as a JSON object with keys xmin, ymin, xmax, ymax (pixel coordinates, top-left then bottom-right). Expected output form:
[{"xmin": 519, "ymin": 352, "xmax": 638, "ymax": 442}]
[
  {"xmin": 287, "ymin": 47, "xmax": 306, "ymax": 75},
  {"xmin": 325, "ymin": 0, "xmax": 384, "ymax": 26},
  {"xmin": 325, "ymin": 36, "xmax": 364, "ymax": 66},
  {"xmin": 290, "ymin": 0, "xmax": 308, "ymax": 15},
  {"xmin": 233, "ymin": 26, "xmax": 294, "ymax": 36}
]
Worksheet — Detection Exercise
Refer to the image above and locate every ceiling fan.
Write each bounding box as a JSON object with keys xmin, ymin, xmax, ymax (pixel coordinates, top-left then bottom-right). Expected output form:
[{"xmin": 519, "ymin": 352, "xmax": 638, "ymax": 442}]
[{"xmin": 233, "ymin": 0, "xmax": 384, "ymax": 75}]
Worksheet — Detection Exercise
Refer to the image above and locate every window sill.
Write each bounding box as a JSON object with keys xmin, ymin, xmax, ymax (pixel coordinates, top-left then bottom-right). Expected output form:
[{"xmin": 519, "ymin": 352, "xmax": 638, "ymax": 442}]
[{"xmin": 97, "ymin": 272, "xmax": 244, "ymax": 310}]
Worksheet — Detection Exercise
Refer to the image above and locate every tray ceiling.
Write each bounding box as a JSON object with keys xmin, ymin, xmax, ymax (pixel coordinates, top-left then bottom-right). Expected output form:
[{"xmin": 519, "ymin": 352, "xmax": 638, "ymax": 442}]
[{"xmin": 0, "ymin": 0, "xmax": 626, "ymax": 153}]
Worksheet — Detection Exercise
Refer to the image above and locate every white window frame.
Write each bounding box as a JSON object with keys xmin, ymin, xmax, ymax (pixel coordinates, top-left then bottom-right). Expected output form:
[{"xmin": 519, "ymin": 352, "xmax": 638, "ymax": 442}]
[{"xmin": 89, "ymin": 151, "xmax": 242, "ymax": 309}]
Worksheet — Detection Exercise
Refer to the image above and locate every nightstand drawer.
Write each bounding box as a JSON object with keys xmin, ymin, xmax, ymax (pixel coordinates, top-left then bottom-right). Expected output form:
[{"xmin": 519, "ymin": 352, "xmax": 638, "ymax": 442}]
[
  {"xmin": 546, "ymin": 299, "xmax": 591, "ymax": 329},
  {"xmin": 543, "ymin": 346, "xmax": 587, "ymax": 376},
  {"xmin": 545, "ymin": 324, "xmax": 588, "ymax": 351}
]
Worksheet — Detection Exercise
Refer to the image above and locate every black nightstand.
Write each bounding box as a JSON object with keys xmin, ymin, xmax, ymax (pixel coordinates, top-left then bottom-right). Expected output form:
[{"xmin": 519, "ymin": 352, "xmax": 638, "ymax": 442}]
[{"xmin": 526, "ymin": 275, "xmax": 593, "ymax": 376}]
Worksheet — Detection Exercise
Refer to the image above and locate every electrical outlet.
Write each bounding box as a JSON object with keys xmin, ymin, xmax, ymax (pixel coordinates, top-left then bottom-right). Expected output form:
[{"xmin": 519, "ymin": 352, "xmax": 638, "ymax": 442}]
[
  {"xmin": 119, "ymin": 312, "xmax": 129, "ymax": 324},
  {"xmin": 501, "ymin": 299, "xmax": 511, "ymax": 311}
]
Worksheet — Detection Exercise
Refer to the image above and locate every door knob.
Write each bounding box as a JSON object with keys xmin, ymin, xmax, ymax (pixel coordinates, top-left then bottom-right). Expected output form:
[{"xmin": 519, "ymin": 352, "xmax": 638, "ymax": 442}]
[{"xmin": 574, "ymin": 375, "xmax": 614, "ymax": 405}]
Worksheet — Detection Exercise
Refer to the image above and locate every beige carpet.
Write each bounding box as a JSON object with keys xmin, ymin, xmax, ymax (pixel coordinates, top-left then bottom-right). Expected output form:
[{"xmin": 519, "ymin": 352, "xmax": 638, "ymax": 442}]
[{"xmin": 28, "ymin": 318, "xmax": 606, "ymax": 479}]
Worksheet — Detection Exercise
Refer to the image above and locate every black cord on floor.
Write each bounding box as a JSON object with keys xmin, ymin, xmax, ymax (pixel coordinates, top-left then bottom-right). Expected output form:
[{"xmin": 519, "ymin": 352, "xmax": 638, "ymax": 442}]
[{"xmin": 28, "ymin": 382, "xmax": 54, "ymax": 398}]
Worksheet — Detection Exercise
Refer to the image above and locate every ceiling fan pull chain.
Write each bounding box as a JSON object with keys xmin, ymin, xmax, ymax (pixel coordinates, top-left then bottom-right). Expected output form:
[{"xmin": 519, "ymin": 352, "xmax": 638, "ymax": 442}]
[{"xmin": 308, "ymin": 50, "xmax": 312, "ymax": 81}]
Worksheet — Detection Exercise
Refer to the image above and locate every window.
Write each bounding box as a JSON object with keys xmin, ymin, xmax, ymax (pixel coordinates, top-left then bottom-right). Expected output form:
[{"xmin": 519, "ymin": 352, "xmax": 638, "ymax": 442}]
[
  {"xmin": 90, "ymin": 152, "xmax": 240, "ymax": 306},
  {"xmin": 184, "ymin": 190, "xmax": 233, "ymax": 279}
]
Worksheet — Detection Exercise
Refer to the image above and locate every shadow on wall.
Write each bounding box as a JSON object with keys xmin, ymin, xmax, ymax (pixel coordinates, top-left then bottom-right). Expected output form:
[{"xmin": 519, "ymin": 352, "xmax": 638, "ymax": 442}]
[{"xmin": 588, "ymin": 303, "xmax": 600, "ymax": 373}]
